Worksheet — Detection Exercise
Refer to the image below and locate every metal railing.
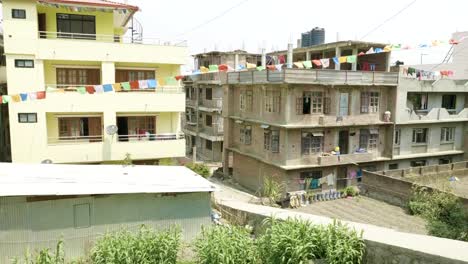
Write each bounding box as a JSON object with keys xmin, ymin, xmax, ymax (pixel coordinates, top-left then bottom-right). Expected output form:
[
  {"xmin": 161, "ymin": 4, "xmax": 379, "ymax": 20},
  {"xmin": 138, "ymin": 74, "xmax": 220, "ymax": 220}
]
[
  {"xmin": 227, "ymin": 69, "xmax": 399, "ymax": 85},
  {"xmin": 48, "ymin": 135, "xmax": 103, "ymax": 144},
  {"xmin": 38, "ymin": 31, "xmax": 187, "ymax": 47},
  {"xmin": 46, "ymin": 84, "xmax": 183, "ymax": 93},
  {"xmin": 117, "ymin": 132, "xmax": 185, "ymax": 142}
]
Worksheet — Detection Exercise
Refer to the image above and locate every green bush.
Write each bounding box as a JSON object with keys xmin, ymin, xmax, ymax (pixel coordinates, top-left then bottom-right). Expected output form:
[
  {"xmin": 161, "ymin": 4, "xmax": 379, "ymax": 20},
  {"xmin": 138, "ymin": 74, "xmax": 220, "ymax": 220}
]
[
  {"xmin": 185, "ymin": 163, "xmax": 211, "ymax": 178},
  {"xmin": 90, "ymin": 226, "xmax": 180, "ymax": 264},
  {"xmin": 342, "ymin": 186, "xmax": 359, "ymax": 197},
  {"xmin": 323, "ymin": 220, "xmax": 365, "ymax": 264},
  {"xmin": 194, "ymin": 225, "xmax": 258, "ymax": 264},
  {"xmin": 408, "ymin": 186, "xmax": 468, "ymax": 241}
]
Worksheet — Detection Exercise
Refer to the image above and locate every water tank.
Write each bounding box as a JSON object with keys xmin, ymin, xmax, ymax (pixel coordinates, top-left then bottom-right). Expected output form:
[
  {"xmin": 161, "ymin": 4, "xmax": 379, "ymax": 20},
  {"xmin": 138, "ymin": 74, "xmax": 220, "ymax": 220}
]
[{"xmin": 310, "ymin": 27, "xmax": 325, "ymax": 46}]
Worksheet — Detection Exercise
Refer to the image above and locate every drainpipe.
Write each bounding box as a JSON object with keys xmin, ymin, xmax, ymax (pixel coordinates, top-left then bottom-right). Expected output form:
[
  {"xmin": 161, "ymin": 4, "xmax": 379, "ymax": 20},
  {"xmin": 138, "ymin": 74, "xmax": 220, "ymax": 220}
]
[
  {"xmin": 261, "ymin": 48, "xmax": 266, "ymax": 67},
  {"xmin": 287, "ymin": 43, "xmax": 293, "ymax": 68}
]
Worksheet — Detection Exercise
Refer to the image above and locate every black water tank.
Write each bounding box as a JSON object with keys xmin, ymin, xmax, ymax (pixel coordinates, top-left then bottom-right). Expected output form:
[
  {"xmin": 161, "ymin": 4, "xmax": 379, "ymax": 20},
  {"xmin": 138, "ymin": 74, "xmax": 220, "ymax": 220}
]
[{"xmin": 310, "ymin": 27, "xmax": 325, "ymax": 46}]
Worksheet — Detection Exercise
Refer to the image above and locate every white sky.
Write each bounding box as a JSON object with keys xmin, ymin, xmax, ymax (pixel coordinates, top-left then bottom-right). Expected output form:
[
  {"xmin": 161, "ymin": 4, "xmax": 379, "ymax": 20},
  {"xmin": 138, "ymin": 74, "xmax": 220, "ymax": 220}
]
[{"xmin": 128, "ymin": 0, "xmax": 467, "ymax": 67}]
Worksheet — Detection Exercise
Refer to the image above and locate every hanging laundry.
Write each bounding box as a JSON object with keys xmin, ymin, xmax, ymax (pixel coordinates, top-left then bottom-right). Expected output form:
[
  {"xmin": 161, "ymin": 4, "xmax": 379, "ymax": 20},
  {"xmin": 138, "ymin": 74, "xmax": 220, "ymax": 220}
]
[
  {"xmin": 138, "ymin": 80, "xmax": 148, "ymax": 89},
  {"xmin": 391, "ymin": 44, "xmax": 401, "ymax": 50},
  {"xmin": 319, "ymin": 177, "xmax": 327, "ymax": 185},
  {"xmin": 103, "ymin": 84, "xmax": 113, "ymax": 92},
  {"xmin": 256, "ymin": 66, "xmax": 265, "ymax": 71},
  {"xmin": 246, "ymin": 63, "xmax": 256, "ymax": 69},
  {"xmin": 275, "ymin": 64, "xmax": 283, "ymax": 72},
  {"xmin": 46, "ymin": 87, "xmax": 60, "ymax": 93},
  {"xmin": 366, "ymin": 47, "xmax": 375, "ymax": 54},
  {"xmin": 129, "ymin": 81, "xmax": 139, "ymax": 90},
  {"xmin": 174, "ymin": 75, "xmax": 184, "ymax": 81},
  {"xmin": 339, "ymin": 56, "xmax": 347, "ymax": 63},
  {"xmin": 36, "ymin": 91, "xmax": 46, "ymax": 100},
  {"xmin": 278, "ymin": 55, "xmax": 286, "ymax": 64},
  {"xmin": 94, "ymin": 85, "xmax": 104, "ymax": 93},
  {"xmin": 407, "ymin": 67, "xmax": 416, "ymax": 75},
  {"xmin": 327, "ymin": 174, "xmax": 334, "ymax": 186},
  {"xmin": 374, "ymin": 48, "xmax": 383, "ymax": 53},
  {"xmin": 165, "ymin": 77, "xmax": 177, "ymax": 86},
  {"xmin": 358, "ymin": 52, "xmax": 366, "ymax": 56},
  {"xmin": 383, "ymin": 45, "xmax": 392, "ymax": 52},
  {"xmin": 294, "ymin": 62, "xmax": 304, "ymax": 68},
  {"xmin": 112, "ymin": 83, "xmax": 122, "ymax": 92},
  {"xmin": 266, "ymin": 65, "xmax": 276, "ymax": 71},
  {"xmin": 20, "ymin": 93, "xmax": 28, "ymax": 101},
  {"xmin": 200, "ymin": 66, "xmax": 209, "ymax": 73},
  {"xmin": 147, "ymin": 79, "xmax": 157, "ymax": 88},
  {"xmin": 120, "ymin": 82, "xmax": 131, "ymax": 91},
  {"xmin": 28, "ymin": 93, "xmax": 37, "ymax": 100},
  {"xmin": 218, "ymin": 64, "xmax": 228, "ymax": 72},
  {"xmin": 320, "ymin": 59, "xmax": 330, "ymax": 68},
  {"xmin": 346, "ymin": 55, "xmax": 357, "ymax": 63},
  {"xmin": 86, "ymin": 85, "xmax": 96, "ymax": 94},
  {"xmin": 449, "ymin": 39, "xmax": 460, "ymax": 45},
  {"xmin": 303, "ymin": 60, "xmax": 313, "ymax": 69},
  {"xmin": 208, "ymin": 65, "xmax": 219, "ymax": 72},
  {"xmin": 236, "ymin": 64, "xmax": 245, "ymax": 71},
  {"xmin": 192, "ymin": 70, "xmax": 201, "ymax": 75},
  {"xmin": 76, "ymin": 87, "xmax": 87, "ymax": 94},
  {"xmin": 311, "ymin": 60, "xmax": 321, "ymax": 67},
  {"xmin": 11, "ymin": 94, "xmax": 21, "ymax": 102},
  {"xmin": 311, "ymin": 178, "xmax": 320, "ymax": 189},
  {"xmin": 332, "ymin": 57, "xmax": 339, "ymax": 65}
]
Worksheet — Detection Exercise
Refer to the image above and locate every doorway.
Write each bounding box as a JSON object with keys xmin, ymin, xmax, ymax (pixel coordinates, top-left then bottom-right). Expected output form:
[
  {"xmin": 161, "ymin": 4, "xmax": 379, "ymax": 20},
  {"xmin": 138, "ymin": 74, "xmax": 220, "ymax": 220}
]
[
  {"xmin": 338, "ymin": 130, "xmax": 349, "ymax": 154},
  {"xmin": 38, "ymin": 13, "xmax": 46, "ymax": 38},
  {"xmin": 337, "ymin": 167, "xmax": 347, "ymax": 189}
]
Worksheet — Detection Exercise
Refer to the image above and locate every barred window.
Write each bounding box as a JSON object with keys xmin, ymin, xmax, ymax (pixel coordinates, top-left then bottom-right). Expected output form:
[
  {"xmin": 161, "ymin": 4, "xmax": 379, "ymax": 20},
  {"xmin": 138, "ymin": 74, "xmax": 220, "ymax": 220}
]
[
  {"xmin": 240, "ymin": 90, "xmax": 253, "ymax": 112},
  {"xmin": 311, "ymin": 92, "xmax": 323, "ymax": 113},
  {"xmin": 264, "ymin": 91, "xmax": 281, "ymax": 113},
  {"xmin": 359, "ymin": 129, "xmax": 378, "ymax": 150},
  {"xmin": 440, "ymin": 127, "xmax": 454, "ymax": 142},
  {"xmin": 394, "ymin": 129, "xmax": 401, "ymax": 145},
  {"xmin": 264, "ymin": 129, "xmax": 271, "ymax": 150},
  {"xmin": 301, "ymin": 132, "xmax": 323, "ymax": 155},
  {"xmin": 240, "ymin": 125, "xmax": 252, "ymax": 145},
  {"xmin": 271, "ymin": 130, "xmax": 280, "ymax": 153}
]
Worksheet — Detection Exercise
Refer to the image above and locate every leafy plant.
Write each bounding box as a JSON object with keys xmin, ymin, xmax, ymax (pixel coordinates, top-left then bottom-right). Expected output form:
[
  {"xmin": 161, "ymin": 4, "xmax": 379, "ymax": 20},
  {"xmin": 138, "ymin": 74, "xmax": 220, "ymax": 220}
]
[
  {"xmin": 185, "ymin": 163, "xmax": 211, "ymax": 178},
  {"xmin": 14, "ymin": 240, "xmax": 65, "ymax": 264},
  {"xmin": 342, "ymin": 186, "xmax": 359, "ymax": 197},
  {"xmin": 194, "ymin": 225, "xmax": 258, "ymax": 264},
  {"xmin": 123, "ymin": 153, "xmax": 133, "ymax": 166},
  {"xmin": 323, "ymin": 220, "xmax": 365, "ymax": 264},
  {"xmin": 91, "ymin": 226, "xmax": 181, "ymax": 264},
  {"xmin": 158, "ymin": 158, "xmax": 177, "ymax": 166},
  {"xmin": 261, "ymin": 176, "xmax": 285, "ymax": 205}
]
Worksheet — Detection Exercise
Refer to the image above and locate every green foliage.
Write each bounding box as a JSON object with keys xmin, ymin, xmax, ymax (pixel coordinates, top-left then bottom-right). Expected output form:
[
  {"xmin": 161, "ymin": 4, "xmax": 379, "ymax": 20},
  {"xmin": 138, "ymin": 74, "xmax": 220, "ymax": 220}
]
[
  {"xmin": 408, "ymin": 186, "xmax": 468, "ymax": 241},
  {"xmin": 257, "ymin": 218, "xmax": 365, "ymax": 264},
  {"xmin": 261, "ymin": 176, "xmax": 285, "ymax": 205},
  {"xmin": 122, "ymin": 153, "xmax": 133, "ymax": 166},
  {"xmin": 342, "ymin": 186, "xmax": 359, "ymax": 197},
  {"xmin": 90, "ymin": 226, "xmax": 181, "ymax": 264},
  {"xmin": 194, "ymin": 225, "xmax": 258, "ymax": 264},
  {"xmin": 13, "ymin": 240, "xmax": 65, "ymax": 264},
  {"xmin": 159, "ymin": 158, "xmax": 177, "ymax": 166},
  {"xmin": 185, "ymin": 163, "xmax": 211, "ymax": 178}
]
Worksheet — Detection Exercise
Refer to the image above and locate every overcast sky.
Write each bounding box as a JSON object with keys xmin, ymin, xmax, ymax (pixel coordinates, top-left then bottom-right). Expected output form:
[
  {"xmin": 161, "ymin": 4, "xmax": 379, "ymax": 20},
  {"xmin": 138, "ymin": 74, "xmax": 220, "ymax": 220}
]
[{"xmin": 128, "ymin": 0, "xmax": 467, "ymax": 67}]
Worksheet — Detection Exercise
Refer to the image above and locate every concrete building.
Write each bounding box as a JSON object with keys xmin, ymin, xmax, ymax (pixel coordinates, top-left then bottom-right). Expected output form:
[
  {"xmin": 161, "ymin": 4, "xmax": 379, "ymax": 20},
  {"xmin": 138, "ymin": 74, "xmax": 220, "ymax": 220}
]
[
  {"xmin": 0, "ymin": 163, "xmax": 216, "ymax": 261},
  {"xmin": 1, "ymin": 0, "xmax": 188, "ymax": 164},
  {"xmin": 222, "ymin": 40, "xmax": 468, "ymax": 194},
  {"xmin": 184, "ymin": 50, "xmax": 260, "ymax": 162}
]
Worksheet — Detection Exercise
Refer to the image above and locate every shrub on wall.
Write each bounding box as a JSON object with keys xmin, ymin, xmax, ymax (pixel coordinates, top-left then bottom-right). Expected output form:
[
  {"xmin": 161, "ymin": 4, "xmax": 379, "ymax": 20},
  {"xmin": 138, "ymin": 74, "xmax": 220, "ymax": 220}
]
[{"xmin": 185, "ymin": 163, "xmax": 211, "ymax": 178}]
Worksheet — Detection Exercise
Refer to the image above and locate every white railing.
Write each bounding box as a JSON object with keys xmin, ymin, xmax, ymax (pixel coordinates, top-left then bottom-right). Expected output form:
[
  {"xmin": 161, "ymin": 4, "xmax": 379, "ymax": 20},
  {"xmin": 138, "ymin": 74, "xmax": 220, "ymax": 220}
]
[
  {"xmin": 38, "ymin": 31, "xmax": 187, "ymax": 47},
  {"xmin": 48, "ymin": 135, "xmax": 103, "ymax": 144},
  {"xmin": 117, "ymin": 132, "xmax": 185, "ymax": 142},
  {"xmin": 46, "ymin": 84, "xmax": 184, "ymax": 94}
]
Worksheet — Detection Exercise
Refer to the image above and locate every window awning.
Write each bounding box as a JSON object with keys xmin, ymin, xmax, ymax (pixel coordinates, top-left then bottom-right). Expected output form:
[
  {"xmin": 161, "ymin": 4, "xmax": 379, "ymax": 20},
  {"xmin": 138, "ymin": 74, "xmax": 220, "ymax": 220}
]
[{"xmin": 260, "ymin": 124, "xmax": 270, "ymax": 129}]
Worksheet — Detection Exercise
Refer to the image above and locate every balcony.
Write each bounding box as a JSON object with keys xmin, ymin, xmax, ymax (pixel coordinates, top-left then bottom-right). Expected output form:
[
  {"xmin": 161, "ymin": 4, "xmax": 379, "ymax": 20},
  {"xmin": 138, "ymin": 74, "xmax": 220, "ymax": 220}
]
[
  {"xmin": 318, "ymin": 152, "xmax": 375, "ymax": 166},
  {"xmin": 227, "ymin": 69, "xmax": 399, "ymax": 86},
  {"xmin": 46, "ymin": 84, "xmax": 183, "ymax": 94},
  {"xmin": 398, "ymin": 108, "xmax": 468, "ymax": 124},
  {"xmin": 13, "ymin": 32, "xmax": 189, "ymax": 64},
  {"xmin": 199, "ymin": 98, "xmax": 223, "ymax": 111},
  {"xmin": 199, "ymin": 123, "xmax": 224, "ymax": 141},
  {"xmin": 289, "ymin": 113, "xmax": 391, "ymax": 128}
]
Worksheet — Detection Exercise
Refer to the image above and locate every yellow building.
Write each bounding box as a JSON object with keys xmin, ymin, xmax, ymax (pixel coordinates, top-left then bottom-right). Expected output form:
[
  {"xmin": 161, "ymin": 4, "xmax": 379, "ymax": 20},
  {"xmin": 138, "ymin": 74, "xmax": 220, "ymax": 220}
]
[{"xmin": 1, "ymin": 0, "xmax": 188, "ymax": 163}]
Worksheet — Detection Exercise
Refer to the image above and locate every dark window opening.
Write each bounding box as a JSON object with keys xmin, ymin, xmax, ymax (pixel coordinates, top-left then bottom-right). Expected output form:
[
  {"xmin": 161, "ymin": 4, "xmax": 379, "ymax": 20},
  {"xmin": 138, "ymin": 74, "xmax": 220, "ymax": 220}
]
[
  {"xmin": 439, "ymin": 158, "xmax": 452, "ymax": 165},
  {"xmin": 300, "ymin": 171, "xmax": 322, "ymax": 190},
  {"xmin": 206, "ymin": 88, "xmax": 212, "ymax": 100},
  {"xmin": 57, "ymin": 13, "xmax": 96, "ymax": 39},
  {"xmin": 205, "ymin": 115, "xmax": 212, "ymax": 127},
  {"xmin": 18, "ymin": 113, "xmax": 37, "ymax": 123},
  {"xmin": 388, "ymin": 163, "xmax": 399, "ymax": 170},
  {"xmin": 442, "ymin": 94, "xmax": 456, "ymax": 112},
  {"xmin": 205, "ymin": 140, "xmax": 212, "ymax": 150},
  {"xmin": 410, "ymin": 160, "xmax": 426, "ymax": 167},
  {"xmin": 15, "ymin": 59, "xmax": 34, "ymax": 68},
  {"xmin": 12, "ymin": 9, "xmax": 26, "ymax": 19}
]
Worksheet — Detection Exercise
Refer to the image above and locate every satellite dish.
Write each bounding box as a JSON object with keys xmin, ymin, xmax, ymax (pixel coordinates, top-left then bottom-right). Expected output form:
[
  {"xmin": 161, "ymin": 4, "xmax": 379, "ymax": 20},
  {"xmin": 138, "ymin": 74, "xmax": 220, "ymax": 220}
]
[
  {"xmin": 41, "ymin": 159, "xmax": 53, "ymax": 164},
  {"xmin": 106, "ymin": 125, "xmax": 118, "ymax": 135}
]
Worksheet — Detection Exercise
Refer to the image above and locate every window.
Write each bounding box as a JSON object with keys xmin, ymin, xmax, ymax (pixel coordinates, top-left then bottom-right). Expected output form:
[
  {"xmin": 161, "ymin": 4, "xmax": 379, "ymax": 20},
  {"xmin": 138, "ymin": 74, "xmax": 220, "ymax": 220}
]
[
  {"xmin": 442, "ymin": 94, "xmax": 456, "ymax": 111},
  {"xmin": 240, "ymin": 90, "xmax": 252, "ymax": 111},
  {"xmin": 441, "ymin": 127, "xmax": 454, "ymax": 143},
  {"xmin": 300, "ymin": 171, "xmax": 322, "ymax": 190},
  {"xmin": 301, "ymin": 131, "xmax": 323, "ymax": 155},
  {"xmin": 412, "ymin": 128, "xmax": 428, "ymax": 144},
  {"xmin": 240, "ymin": 125, "xmax": 252, "ymax": 145},
  {"xmin": 205, "ymin": 140, "xmax": 212, "ymax": 150},
  {"xmin": 410, "ymin": 160, "xmax": 426, "ymax": 167},
  {"xmin": 359, "ymin": 129, "xmax": 378, "ymax": 150},
  {"xmin": 298, "ymin": 92, "xmax": 324, "ymax": 114},
  {"xmin": 15, "ymin": 59, "xmax": 34, "ymax": 68},
  {"xmin": 388, "ymin": 163, "xmax": 399, "ymax": 170},
  {"xmin": 57, "ymin": 68, "xmax": 100, "ymax": 86},
  {"xmin": 394, "ymin": 129, "xmax": 401, "ymax": 145},
  {"xmin": 18, "ymin": 113, "xmax": 37, "ymax": 123},
  {"xmin": 205, "ymin": 114, "xmax": 212, "ymax": 127},
  {"xmin": 264, "ymin": 129, "xmax": 271, "ymax": 150},
  {"xmin": 360, "ymin": 91, "xmax": 379, "ymax": 113},
  {"xmin": 59, "ymin": 117, "xmax": 102, "ymax": 141},
  {"xmin": 439, "ymin": 158, "xmax": 452, "ymax": 165},
  {"xmin": 264, "ymin": 90, "xmax": 281, "ymax": 113},
  {"xmin": 206, "ymin": 88, "xmax": 212, "ymax": 100},
  {"xmin": 408, "ymin": 93, "xmax": 428, "ymax": 110},
  {"xmin": 12, "ymin": 9, "xmax": 26, "ymax": 19},
  {"xmin": 115, "ymin": 70, "xmax": 155, "ymax": 82},
  {"xmin": 57, "ymin": 13, "xmax": 96, "ymax": 39},
  {"xmin": 271, "ymin": 130, "xmax": 280, "ymax": 153},
  {"xmin": 74, "ymin": 203, "xmax": 90, "ymax": 228}
]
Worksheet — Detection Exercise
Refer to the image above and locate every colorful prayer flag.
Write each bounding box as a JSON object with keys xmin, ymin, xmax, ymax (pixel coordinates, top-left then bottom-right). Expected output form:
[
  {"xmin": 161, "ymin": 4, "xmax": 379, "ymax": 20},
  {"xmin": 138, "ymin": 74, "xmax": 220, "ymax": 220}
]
[
  {"xmin": 293, "ymin": 62, "xmax": 304, "ymax": 69},
  {"xmin": 346, "ymin": 55, "xmax": 357, "ymax": 63},
  {"xmin": 218, "ymin": 64, "xmax": 228, "ymax": 72},
  {"xmin": 374, "ymin": 48, "xmax": 383, "ymax": 53},
  {"xmin": 147, "ymin": 79, "xmax": 157, "ymax": 88},
  {"xmin": 174, "ymin": 75, "xmax": 184, "ymax": 81},
  {"xmin": 358, "ymin": 52, "xmax": 365, "ymax": 56},
  {"xmin": 94, "ymin": 85, "xmax": 104, "ymax": 93},
  {"xmin": 320, "ymin": 59, "xmax": 330, "ymax": 68},
  {"xmin": 246, "ymin": 63, "xmax": 256, "ymax": 69},
  {"xmin": 332, "ymin": 57, "xmax": 339, "ymax": 64},
  {"xmin": 103, "ymin": 84, "xmax": 113, "ymax": 92},
  {"xmin": 303, "ymin": 61, "xmax": 313, "ymax": 69},
  {"xmin": 208, "ymin": 65, "xmax": 219, "ymax": 72},
  {"xmin": 274, "ymin": 64, "xmax": 283, "ymax": 72},
  {"xmin": 2, "ymin": 95, "xmax": 10, "ymax": 104},
  {"xmin": 28, "ymin": 93, "xmax": 37, "ymax": 100},
  {"xmin": 76, "ymin": 87, "xmax": 86, "ymax": 94},
  {"xmin": 11, "ymin": 94, "xmax": 21, "ymax": 102},
  {"xmin": 129, "ymin": 81, "xmax": 139, "ymax": 90},
  {"xmin": 200, "ymin": 66, "xmax": 209, "ymax": 73},
  {"xmin": 86, "ymin": 85, "xmax": 96, "ymax": 94},
  {"xmin": 256, "ymin": 66, "xmax": 265, "ymax": 71},
  {"xmin": 366, "ymin": 47, "xmax": 375, "ymax": 54},
  {"xmin": 20, "ymin": 93, "xmax": 28, "ymax": 101},
  {"xmin": 311, "ymin": 60, "xmax": 321, "ymax": 67},
  {"xmin": 138, "ymin": 80, "xmax": 148, "ymax": 89},
  {"xmin": 339, "ymin": 56, "xmax": 347, "ymax": 63},
  {"xmin": 266, "ymin": 65, "xmax": 276, "ymax": 71},
  {"xmin": 36, "ymin": 91, "xmax": 46, "ymax": 100}
]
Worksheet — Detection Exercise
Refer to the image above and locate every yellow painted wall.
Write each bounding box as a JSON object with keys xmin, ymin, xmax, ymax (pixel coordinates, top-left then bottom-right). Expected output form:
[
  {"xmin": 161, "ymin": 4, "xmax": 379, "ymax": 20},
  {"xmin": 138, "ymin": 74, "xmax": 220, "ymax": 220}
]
[{"xmin": 36, "ymin": 6, "xmax": 115, "ymax": 36}]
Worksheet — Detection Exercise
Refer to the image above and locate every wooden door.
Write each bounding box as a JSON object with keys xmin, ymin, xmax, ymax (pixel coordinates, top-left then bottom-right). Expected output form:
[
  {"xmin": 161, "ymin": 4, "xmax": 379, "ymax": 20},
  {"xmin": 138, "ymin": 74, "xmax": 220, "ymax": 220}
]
[{"xmin": 87, "ymin": 117, "xmax": 102, "ymax": 142}]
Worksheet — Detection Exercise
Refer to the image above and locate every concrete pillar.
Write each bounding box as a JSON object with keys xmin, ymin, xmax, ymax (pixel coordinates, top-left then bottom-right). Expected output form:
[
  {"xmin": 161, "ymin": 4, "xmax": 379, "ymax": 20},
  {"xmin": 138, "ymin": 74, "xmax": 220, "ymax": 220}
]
[
  {"xmin": 261, "ymin": 48, "xmax": 266, "ymax": 67},
  {"xmin": 193, "ymin": 146, "xmax": 197, "ymax": 163},
  {"xmin": 306, "ymin": 51, "xmax": 311, "ymax": 61},
  {"xmin": 101, "ymin": 61, "xmax": 115, "ymax": 84},
  {"xmin": 234, "ymin": 53, "xmax": 239, "ymax": 70},
  {"xmin": 287, "ymin": 43, "xmax": 293, "ymax": 68},
  {"xmin": 385, "ymin": 52, "xmax": 391, "ymax": 72},
  {"xmin": 335, "ymin": 47, "xmax": 341, "ymax": 70},
  {"xmin": 351, "ymin": 48, "xmax": 358, "ymax": 71},
  {"xmin": 223, "ymin": 150, "xmax": 229, "ymax": 176}
]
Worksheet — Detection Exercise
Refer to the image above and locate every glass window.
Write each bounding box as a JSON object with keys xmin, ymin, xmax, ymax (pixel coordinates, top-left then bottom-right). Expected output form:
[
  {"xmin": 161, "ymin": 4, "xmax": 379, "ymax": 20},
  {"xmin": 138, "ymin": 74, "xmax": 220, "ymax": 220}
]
[
  {"xmin": 264, "ymin": 90, "xmax": 281, "ymax": 113},
  {"xmin": 301, "ymin": 132, "xmax": 323, "ymax": 155},
  {"xmin": 394, "ymin": 129, "xmax": 401, "ymax": 145},
  {"xmin": 410, "ymin": 160, "xmax": 426, "ymax": 167},
  {"xmin": 240, "ymin": 125, "xmax": 251, "ymax": 145},
  {"xmin": 264, "ymin": 129, "xmax": 271, "ymax": 150},
  {"xmin": 271, "ymin": 130, "xmax": 280, "ymax": 153},
  {"xmin": 440, "ymin": 127, "xmax": 454, "ymax": 143},
  {"xmin": 12, "ymin": 9, "xmax": 26, "ymax": 19},
  {"xmin": 205, "ymin": 140, "xmax": 212, "ymax": 150},
  {"xmin": 15, "ymin": 59, "xmax": 34, "ymax": 68},
  {"xmin": 311, "ymin": 92, "xmax": 323, "ymax": 113},
  {"xmin": 412, "ymin": 128, "xmax": 428, "ymax": 144},
  {"xmin": 439, "ymin": 158, "xmax": 451, "ymax": 165},
  {"xmin": 441, "ymin": 94, "xmax": 456, "ymax": 110},
  {"xmin": 361, "ymin": 91, "xmax": 379, "ymax": 113},
  {"xmin": 389, "ymin": 163, "xmax": 399, "ymax": 170},
  {"xmin": 18, "ymin": 113, "xmax": 37, "ymax": 123},
  {"xmin": 57, "ymin": 13, "xmax": 96, "ymax": 39}
]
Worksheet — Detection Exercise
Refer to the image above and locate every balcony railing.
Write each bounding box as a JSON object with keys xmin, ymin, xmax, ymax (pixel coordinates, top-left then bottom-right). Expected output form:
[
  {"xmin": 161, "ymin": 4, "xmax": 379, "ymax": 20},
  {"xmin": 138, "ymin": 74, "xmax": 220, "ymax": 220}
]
[
  {"xmin": 200, "ymin": 98, "xmax": 222, "ymax": 109},
  {"xmin": 48, "ymin": 135, "xmax": 103, "ymax": 144},
  {"xmin": 46, "ymin": 84, "xmax": 183, "ymax": 93},
  {"xmin": 227, "ymin": 69, "xmax": 399, "ymax": 86},
  {"xmin": 200, "ymin": 123, "xmax": 224, "ymax": 135},
  {"xmin": 38, "ymin": 31, "xmax": 187, "ymax": 47},
  {"xmin": 117, "ymin": 132, "xmax": 185, "ymax": 142}
]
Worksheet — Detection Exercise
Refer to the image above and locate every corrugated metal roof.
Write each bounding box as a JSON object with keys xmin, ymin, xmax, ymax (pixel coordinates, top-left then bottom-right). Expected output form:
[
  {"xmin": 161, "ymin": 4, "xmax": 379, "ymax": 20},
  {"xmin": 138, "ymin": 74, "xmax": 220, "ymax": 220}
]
[
  {"xmin": 0, "ymin": 163, "xmax": 216, "ymax": 197},
  {"xmin": 38, "ymin": 0, "xmax": 139, "ymax": 10}
]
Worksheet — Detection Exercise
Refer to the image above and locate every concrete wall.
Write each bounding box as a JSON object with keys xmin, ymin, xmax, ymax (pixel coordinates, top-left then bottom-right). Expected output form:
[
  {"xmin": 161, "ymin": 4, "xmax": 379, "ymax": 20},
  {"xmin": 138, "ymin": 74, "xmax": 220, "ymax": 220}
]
[{"xmin": 0, "ymin": 192, "xmax": 212, "ymax": 261}]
